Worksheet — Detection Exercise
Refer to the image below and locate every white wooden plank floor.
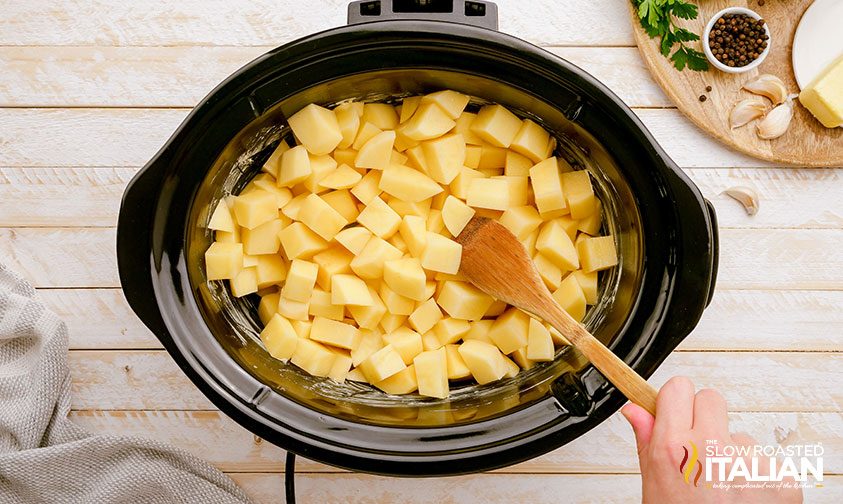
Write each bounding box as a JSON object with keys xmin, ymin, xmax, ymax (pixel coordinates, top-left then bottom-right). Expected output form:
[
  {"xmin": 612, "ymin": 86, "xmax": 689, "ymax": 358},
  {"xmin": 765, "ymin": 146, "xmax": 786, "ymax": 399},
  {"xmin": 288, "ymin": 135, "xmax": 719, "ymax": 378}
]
[{"xmin": 1, "ymin": 1, "xmax": 841, "ymax": 502}]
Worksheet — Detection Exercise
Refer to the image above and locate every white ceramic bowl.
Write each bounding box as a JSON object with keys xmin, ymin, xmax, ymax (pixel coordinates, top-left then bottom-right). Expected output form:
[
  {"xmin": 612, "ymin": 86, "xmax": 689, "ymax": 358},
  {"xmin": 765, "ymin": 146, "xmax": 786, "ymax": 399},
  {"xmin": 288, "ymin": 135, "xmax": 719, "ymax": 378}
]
[{"xmin": 703, "ymin": 7, "xmax": 771, "ymax": 74}]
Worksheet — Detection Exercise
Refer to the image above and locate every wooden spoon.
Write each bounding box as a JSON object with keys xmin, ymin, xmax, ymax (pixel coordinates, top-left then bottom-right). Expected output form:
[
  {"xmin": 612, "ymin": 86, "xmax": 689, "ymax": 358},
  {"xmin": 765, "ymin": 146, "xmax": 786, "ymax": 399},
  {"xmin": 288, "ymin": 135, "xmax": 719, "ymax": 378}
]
[{"xmin": 456, "ymin": 216, "xmax": 658, "ymax": 415}]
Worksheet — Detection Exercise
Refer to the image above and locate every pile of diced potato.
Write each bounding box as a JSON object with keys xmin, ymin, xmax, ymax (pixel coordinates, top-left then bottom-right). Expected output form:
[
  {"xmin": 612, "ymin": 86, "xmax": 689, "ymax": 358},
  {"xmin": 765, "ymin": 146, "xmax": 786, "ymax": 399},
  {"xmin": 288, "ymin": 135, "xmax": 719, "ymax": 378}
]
[{"xmin": 204, "ymin": 90, "xmax": 618, "ymax": 399}]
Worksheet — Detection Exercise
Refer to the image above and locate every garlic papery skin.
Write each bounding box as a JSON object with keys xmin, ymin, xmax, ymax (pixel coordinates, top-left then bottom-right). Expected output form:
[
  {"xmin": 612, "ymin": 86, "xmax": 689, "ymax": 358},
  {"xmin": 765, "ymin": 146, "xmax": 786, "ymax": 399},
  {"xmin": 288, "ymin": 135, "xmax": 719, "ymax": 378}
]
[
  {"xmin": 743, "ymin": 74, "xmax": 789, "ymax": 105},
  {"xmin": 756, "ymin": 94, "xmax": 797, "ymax": 140},
  {"xmin": 730, "ymin": 98, "xmax": 768, "ymax": 128}
]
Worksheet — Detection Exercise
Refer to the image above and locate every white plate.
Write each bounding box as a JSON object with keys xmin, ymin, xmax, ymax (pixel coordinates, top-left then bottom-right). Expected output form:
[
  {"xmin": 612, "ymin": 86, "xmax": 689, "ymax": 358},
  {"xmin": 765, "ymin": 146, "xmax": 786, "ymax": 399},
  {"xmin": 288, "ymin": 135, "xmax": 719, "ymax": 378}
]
[{"xmin": 792, "ymin": 0, "xmax": 843, "ymax": 89}]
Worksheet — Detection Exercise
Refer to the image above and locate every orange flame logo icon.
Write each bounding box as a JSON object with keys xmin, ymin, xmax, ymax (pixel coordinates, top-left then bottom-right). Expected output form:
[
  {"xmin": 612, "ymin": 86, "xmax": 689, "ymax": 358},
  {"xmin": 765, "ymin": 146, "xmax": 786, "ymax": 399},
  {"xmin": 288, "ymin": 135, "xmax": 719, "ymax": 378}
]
[{"xmin": 679, "ymin": 441, "xmax": 703, "ymax": 486}]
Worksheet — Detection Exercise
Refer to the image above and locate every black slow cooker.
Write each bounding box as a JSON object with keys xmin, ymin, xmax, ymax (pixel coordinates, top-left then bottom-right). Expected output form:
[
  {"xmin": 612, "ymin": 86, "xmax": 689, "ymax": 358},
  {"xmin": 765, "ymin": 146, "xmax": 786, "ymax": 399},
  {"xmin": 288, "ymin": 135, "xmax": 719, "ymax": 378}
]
[{"xmin": 117, "ymin": 0, "xmax": 718, "ymax": 481}]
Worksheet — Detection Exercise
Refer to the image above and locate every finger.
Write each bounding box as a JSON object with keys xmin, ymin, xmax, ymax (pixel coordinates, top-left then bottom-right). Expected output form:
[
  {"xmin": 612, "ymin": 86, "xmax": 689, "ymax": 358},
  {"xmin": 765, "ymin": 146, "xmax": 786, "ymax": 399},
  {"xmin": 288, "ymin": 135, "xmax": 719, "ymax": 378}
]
[
  {"xmin": 692, "ymin": 388, "xmax": 729, "ymax": 437},
  {"xmin": 621, "ymin": 403, "xmax": 655, "ymax": 450},
  {"xmin": 652, "ymin": 376, "xmax": 695, "ymax": 439}
]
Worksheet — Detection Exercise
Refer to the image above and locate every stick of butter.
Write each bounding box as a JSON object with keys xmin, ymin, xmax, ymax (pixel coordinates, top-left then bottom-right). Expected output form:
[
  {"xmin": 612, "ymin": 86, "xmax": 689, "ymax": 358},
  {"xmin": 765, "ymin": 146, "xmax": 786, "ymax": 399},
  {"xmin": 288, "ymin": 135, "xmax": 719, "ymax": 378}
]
[{"xmin": 799, "ymin": 54, "xmax": 843, "ymax": 128}]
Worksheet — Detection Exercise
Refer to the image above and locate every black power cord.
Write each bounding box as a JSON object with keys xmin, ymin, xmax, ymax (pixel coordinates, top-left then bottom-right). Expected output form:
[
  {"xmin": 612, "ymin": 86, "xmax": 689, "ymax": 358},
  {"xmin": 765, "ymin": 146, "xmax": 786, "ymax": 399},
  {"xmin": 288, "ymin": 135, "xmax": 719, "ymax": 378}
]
[{"xmin": 285, "ymin": 452, "xmax": 297, "ymax": 504}]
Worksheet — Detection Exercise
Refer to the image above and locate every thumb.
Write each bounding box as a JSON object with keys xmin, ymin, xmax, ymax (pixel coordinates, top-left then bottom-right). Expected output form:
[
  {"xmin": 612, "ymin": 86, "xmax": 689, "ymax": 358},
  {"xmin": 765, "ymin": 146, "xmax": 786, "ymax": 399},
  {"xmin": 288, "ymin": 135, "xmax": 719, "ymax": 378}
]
[{"xmin": 621, "ymin": 403, "xmax": 655, "ymax": 456}]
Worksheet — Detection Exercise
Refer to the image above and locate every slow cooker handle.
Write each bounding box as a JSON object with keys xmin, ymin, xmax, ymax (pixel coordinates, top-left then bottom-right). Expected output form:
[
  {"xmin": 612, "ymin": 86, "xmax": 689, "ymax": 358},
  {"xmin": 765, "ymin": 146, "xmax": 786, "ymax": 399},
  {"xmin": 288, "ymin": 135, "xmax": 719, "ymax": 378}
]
[{"xmin": 347, "ymin": 0, "xmax": 499, "ymax": 30}]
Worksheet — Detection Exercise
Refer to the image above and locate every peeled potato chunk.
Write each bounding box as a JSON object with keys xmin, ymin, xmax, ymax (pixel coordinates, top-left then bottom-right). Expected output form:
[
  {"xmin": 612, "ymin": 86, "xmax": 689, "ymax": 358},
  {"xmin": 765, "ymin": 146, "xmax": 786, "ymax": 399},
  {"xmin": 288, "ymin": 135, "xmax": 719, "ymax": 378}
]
[
  {"xmin": 457, "ymin": 340, "xmax": 508, "ymax": 385},
  {"xmin": 402, "ymin": 103, "xmax": 456, "ymax": 141},
  {"xmin": 205, "ymin": 242, "xmax": 243, "ymax": 280},
  {"xmin": 470, "ymin": 104, "xmax": 522, "ymax": 148},
  {"xmin": 414, "ymin": 347, "xmax": 449, "ymax": 399},
  {"xmin": 577, "ymin": 235, "xmax": 618, "ymax": 273},
  {"xmin": 260, "ymin": 314, "xmax": 299, "ymax": 361},
  {"xmin": 288, "ymin": 103, "xmax": 343, "ymax": 156}
]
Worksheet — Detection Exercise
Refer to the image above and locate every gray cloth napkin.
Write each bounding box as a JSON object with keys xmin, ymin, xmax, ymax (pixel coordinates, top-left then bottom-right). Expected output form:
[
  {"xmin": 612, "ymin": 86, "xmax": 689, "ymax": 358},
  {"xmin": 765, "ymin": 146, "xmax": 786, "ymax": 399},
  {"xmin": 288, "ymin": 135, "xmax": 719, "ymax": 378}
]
[{"xmin": 0, "ymin": 263, "xmax": 253, "ymax": 504}]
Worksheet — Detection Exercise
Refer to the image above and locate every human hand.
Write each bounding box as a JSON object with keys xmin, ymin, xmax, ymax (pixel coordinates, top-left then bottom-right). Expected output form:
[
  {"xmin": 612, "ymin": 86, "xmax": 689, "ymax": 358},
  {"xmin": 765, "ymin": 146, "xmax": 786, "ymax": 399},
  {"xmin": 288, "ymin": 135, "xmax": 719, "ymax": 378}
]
[{"xmin": 621, "ymin": 377, "xmax": 803, "ymax": 503}]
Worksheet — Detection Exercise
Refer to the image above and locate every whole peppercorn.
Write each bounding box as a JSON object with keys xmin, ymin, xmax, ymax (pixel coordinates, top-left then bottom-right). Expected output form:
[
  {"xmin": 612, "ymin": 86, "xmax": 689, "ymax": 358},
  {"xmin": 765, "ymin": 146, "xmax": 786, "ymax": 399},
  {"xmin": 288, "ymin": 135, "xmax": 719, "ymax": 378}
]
[
  {"xmin": 705, "ymin": 85, "xmax": 713, "ymax": 92},
  {"xmin": 699, "ymin": 95, "xmax": 707, "ymax": 102},
  {"xmin": 708, "ymin": 13, "xmax": 769, "ymax": 67}
]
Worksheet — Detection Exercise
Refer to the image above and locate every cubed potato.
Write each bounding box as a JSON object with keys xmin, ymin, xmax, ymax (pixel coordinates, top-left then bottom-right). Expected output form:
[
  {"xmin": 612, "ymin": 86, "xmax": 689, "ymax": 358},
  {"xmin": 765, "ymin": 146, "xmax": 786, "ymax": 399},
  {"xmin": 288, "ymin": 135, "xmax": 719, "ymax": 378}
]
[
  {"xmin": 464, "ymin": 145, "xmax": 482, "ymax": 169},
  {"xmin": 488, "ymin": 307, "xmax": 530, "ymax": 354},
  {"xmin": 280, "ymin": 193, "xmax": 307, "ymax": 220},
  {"xmin": 383, "ymin": 258, "xmax": 427, "ymax": 301},
  {"xmin": 321, "ymin": 189, "xmax": 360, "ymax": 222},
  {"xmin": 379, "ymin": 312, "xmax": 408, "ymax": 333},
  {"xmin": 300, "ymin": 154, "xmax": 337, "ymax": 194},
  {"xmin": 399, "ymin": 96, "xmax": 422, "ymax": 123},
  {"xmin": 348, "ymin": 286, "xmax": 388, "ymax": 329},
  {"xmin": 205, "ymin": 242, "xmax": 243, "ymax": 280},
  {"xmin": 278, "ymin": 297, "xmax": 309, "ymax": 321},
  {"xmin": 421, "ymin": 330, "xmax": 442, "ymax": 351},
  {"xmin": 520, "ymin": 228, "xmax": 539, "ymax": 257},
  {"xmin": 334, "ymin": 102, "xmax": 361, "ymax": 149},
  {"xmin": 346, "ymin": 367, "xmax": 368, "ymax": 383},
  {"xmin": 350, "ymin": 121, "xmax": 380, "ymax": 149},
  {"xmin": 499, "ymin": 206, "xmax": 542, "ymax": 240},
  {"xmin": 277, "ymin": 145, "xmax": 313, "ymax": 187},
  {"xmin": 552, "ymin": 274, "xmax": 587, "ymax": 323},
  {"xmin": 378, "ymin": 164, "xmax": 443, "ymax": 202},
  {"xmin": 333, "ymin": 226, "xmax": 372, "ymax": 255},
  {"xmin": 252, "ymin": 178, "xmax": 294, "ymax": 207},
  {"xmin": 501, "ymin": 353, "xmax": 520, "ymax": 377},
  {"xmin": 398, "ymin": 215, "xmax": 428, "ymax": 257},
  {"xmin": 260, "ymin": 313, "xmax": 299, "ymax": 361},
  {"xmin": 433, "ymin": 317, "xmax": 471, "ymax": 345},
  {"xmin": 308, "ymin": 289, "xmax": 344, "ymax": 320},
  {"xmin": 441, "ymin": 195, "xmax": 475, "ymax": 237},
  {"xmin": 466, "ymin": 178, "xmax": 521, "ymax": 211},
  {"xmin": 504, "ymin": 150, "xmax": 533, "ymax": 177},
  {"xmin": 261, "ymin": 139, "xmax": 290, "ymax": 178},
  {"xmin": 420, "ymin": 232, "xmax": 462, "ymax": 274},
  {"xmin": 215, "ymin": 228, "xmax": 240, "ymax": 244},
  {"xmin": 350, "ymin": 169, "xmax": 382, "ymax": 205},
  {"xmin": 362, "ymin": 102, "xmax": 399, "ymax": 130},
  {"xmin": 208, "ymin": 200, "xmax": 236, "ymax": 232},
  {"xmin": 533, "ymin": 252, "xmax": 563, "ymax": 290},
  {"xmin": 319, "ymin": 164, "xmax": 362, "ymax": 190},
  {"xmin": 349, "ymin": 236, "xmax": 402, "ymax": 279},
  {"xmin": 352, "ymin": 329, "xmax": 384, "ymax": 366},
  {"xmin": 408, "ymin": 298, "xmax": 443, "ymax": 334},
  {"xmin": 355, "ymin": 130, "xmax": 396, "ymax": 171},
  {"xmin": 484, "ymin": 299, "xmax": 508, "ymax": 318},
  {"xmin": 230, "ymin": 267, "xmax": 258, "ymax": 297},
  {"xmin": 258, "ymin": 292, "xmax": 281, "ymax": 325},
  {"xmin": 508, "ymin": 346, "xmax": 533, "ymax": 370},
  {"xmin": 421, "ymin": 90, "xmax": 469, "ymax": 119},
  {"xmin": 529, "ymin": 157, "xmax": 567, "ymax": 215},
  {"xmin": 383, "ymin": 326, "xmax": 423, "ymax": 365},
  {"xmin": 402, "ymin": 103, "xmax": 456, "ymax": 141},
  {"xmin": 375, "ymin": 364, "xmax": 418, "ymax": 394},
  {"xmin": 403, "ymin": 145, "xmax": 428, "ymax": 173},
  {"xmin": 291, "ymin": 338, "xmax": 337, "ymax": 377},
  {"xmin": 444, "ymin": 344, "xmax": 472, "ymax": 380},
  {"xmin": 279, "ymin": 222, "xmax": 329, "ymax": 260},
  {"xmin": 463, "ymin": 319, "xmax": 494, "ymax": 344},
  {"xmin": 435, "ymin": 281, "xmax": 494, "ymax": 321},
  {"xmin": 535, "ymin": 220, "xmax": 579, "ymax": 271},
  {"xmin": 241, "ymin": 218, "xmax": 282, "ymax": 255},
  {"xmin": 331, "ymin": 274, "xmax": 373, "ymax": 306},
  {"xmin": 280, "ymin": 259, "xmax": 318, "ymax": 302},
  {"xmin": 526, "ymin": 318, "xmax": 554, "ymax": 361},
  {"xmin": 421, "ymin": 133, "xmax": 465, "ymax": 184},
  {"xmin": 327, "ymin": 351, "xmax": 353, "ymax": 383},
  {"xmin": 554, "ymin": 215, "xmax": 579, "ymax": 241},
  {"xmin": 254, "ymin": 254, "xmax": 288, "ymax": 289},
  {"xmin": 233, "ymin": 190, "xmax": 278, "ymax": 229},
  {"xmin": 387, "ymin": 232, "xmax": 408, "ymax": 253},
  {"xmin": 310, "ymin": 316, "xmax": 362, "ymax": 350},
  {"xmin": 431, "ymin": 190, "xmax": 449, "ymax": 211},
  {"xmin": 477, "ymin": 145, "xmax": 507, "ymax": 170},
  {"xmin": 414, "ymin": 347, "xmax": 449, "ymax": 398},
  {"xmin": 510, "ymin": 119, "xmax": 550, "ymax": 162},
  {"xmin": 356, "ymin": 196, "xmax": 402, "ymax": 239},
  {"xmin": 560, "ymin": 170, "xmax": 596, "ymax": 220},
  {"xmin": 390, "ymin": 150, "xmax": 409, "ymax": 165},
  {"xmin": 457, "ymin": 340, "xmax": 508, "ymax": 384},
  {"xmin": 577, "ymin": 235, "xmax": 617, "ymax": 273},
  {"xmin": 311, "ymin": 246, "xmax": 353, "ymax": 291},
  {"xmin": 470, "ymin": 104, "xmax": 522, "ymax": 148},
  {"xmin": 379, "ymin": 282, "xmax": 415, "ymax": 315},
  {"xmin": 386, "ymin": 195, "xmax": 432, "ymax": 218},
  {"xmin": 577, "ymin": 199, "xmax": 602, "ymax": 236},
  {"xmin": 449, "ymin": 167, "xmax": 484, "ymax": 200},
  {"xmin": 572, "ymin": 269, "xmax": 598, "ymax": 305},
  {"xmin": 359, "ymin": 344, "xmax": 406, "ymax": 382},
  {"xmin": 492, "ymin": 175, "xmax": 529, "ymax": 207},
  {"xmin": 287, "ymin": 104, "xmax": 342, "ymax": 155},
  {"xmin": 452, "ymin": 111, "xmax": 484, "ymax": 145}
]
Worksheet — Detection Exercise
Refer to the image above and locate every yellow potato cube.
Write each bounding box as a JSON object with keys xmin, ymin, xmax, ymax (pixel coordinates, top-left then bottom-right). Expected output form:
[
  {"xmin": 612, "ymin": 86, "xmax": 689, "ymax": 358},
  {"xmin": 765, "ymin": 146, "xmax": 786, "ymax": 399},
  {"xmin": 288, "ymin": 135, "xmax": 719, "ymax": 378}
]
[
  {"xmin": 402, "ymin": 102, "xmax": 456, "ymax": 141},
  {"xmin": 477, "ymin": 145, "xmax": 507, "ymax": 170},
  {"xmin": 421, "ymin": 134, "xmax": 465, "ymax": 184},
  {"xmin": 280, "ymin": 193, "xmax": 307, "ymax": 221},
  {"xmin": 399, "ymin": 96, "xmax": 422, "ymax": 123},
  {"xmin": 319, "ymin": 164, "xmax": 362, "ymax": 190},
  {"xmin": 504, "ymin": 150, "xmax": 533, "ymax": 177},
  {"xmin": 278, "ymin": 297, "xmax": 309, "ymax": 321},
  {"xmin": 488, "ymin": 307, "xmax": 530, "ymax": 354},
  {"xmin": 386, "ymin": 195, "xmax": 432, "ymax": 218},
  {"xmin": 398, "ymin": 215, "xmax": 428, "ymax": 257},
  {"xmin": 359, "ymin": 344, "xmax": 406, "ymax": 382},
  {"xmin": 533, "ymin": 252, "xmax": 563, "ymax": 290},
  {"xmin": 403, "ymin": 145, "xmax": 428, "ymax": 172},
  {"xmin": 554, "ymin": 215, "xmax": 579, "ymax": 241},
  {"xmin": 466, "ymin": 178, "xmax": 520, "ymax": 211},
  {"xmin": 383, "ymin": 258, "xmax": 427, "ymax": 301},
  {"xmin": 352, "ymin": 122, "xmax": 383, "ymax": 151},
  {"xmin": 355, "ymin": 130, "xmax": 396, "ymax": 171},
  {"xmin": 278, "ymin": 222, "xmax": 328, "ymax": 259},
  {"xmin": 560, "ymin": 170, "xmax": 596, "ymax": 220},
  {"xmin": 492, "ymin": 175, "xmax": 529, "ymax": 206},
  {"xmin": 321, "ymin": 189, "xmax": 360, "ymax": 222},
  {"xmin": 422, "ymin": 330, "xmax": 442, "ymax": 351},
  {"xmin": 378, "ymin": 164, "xmax": 443, "ymax": 202},
  {"xmin": 260, "ymin": 313, "xmax": 299, "ymax": 361},
  {"xmin": 499, "ymin": 206, "xmax": 542, "ymax": 240},
  {"xmin": 352, "ymin": 329, "xmax": 384, "ymax": 366},
  {"xmin": 484, "ymin": 299, "xmax": 508, "ymax": 317},
  {"xmin": 300, "ymin": 154, "xmax": 337, "ymax": 194},
  {"xmin": 526, "ymin": 318, "xmax": 554, "ymax": 361},
  {"xmin": 362, "ymin": 102, "xmax": 399, "ymax": 130},
  {"xmin": 463, "ymin": 319, "xmax": 494, "ymax": 345},
  {"xmin": 348, "ymin": 286, "xmax": 388, "ymax": 329},
  {"xmin": 288, "ymin": 103, "xmax": 343, "ymax": 156},
  {"xmin": 297, "ymin": 194, "xmax": 348, "ymax": 241},
  {"xmin": 577, "ymin": 200, "xmax": 602, "ymax": 236},
  {"xmin": 500, "ymin": 353, "xmax": 521, "ymax": 377},
  {"xmin": 577, "ymin": 235, "xmax": 617, "ymax": 273},
  {"xmin": 420, "ymin": 232, "xmax": 462, "ymax": 274},
  {"xmin": 529, "ymin": 157, "xmax": 567, "ymax": 215},
  {"xmin": 233, "ymin": 190, "xmax": 278, "ymax": 229},
  {"xmin": 431, "ymin": 190, "xmax": 448, "ymax": 211},
  {"xmin": 308, "ymin": 289, "xmax": 344, "ymax": 320},
  {"xmin": 346, "ymin": 367, "xmax": 368, "ymax": 383},
  {"xmin": 278, "ymin": 145, "xmax": 313, "ymax": 187},
  {"xmin": 535, "ymin": 220, "xmax": 579, "ymax": 271},
  {"xmin": 449, "ymin": 167, "xmax": 484, "ymax": 200},
  {"xmin": 291, "ymin": 338, "xmax": 337, "ymax": 377},
  {"xmin": 510, "ymin": 119, "xmax": 550, "ymax": 162},
  {"xmin": 208, "ymin": 200, "xmax": 236, "ymax": 232},
  {"xmin": 520, "ymin": 228, "xmax": 539, "ymax": 257},
  {"xmin": 356, "ymin": 196, "xmax": 402, "ymax": 239},
  {"xmin": 258, "ymin": 292, "xmax": 281, "ymax": 325},
  {"xmin": 252, "ymin": 178, "xmax": 294, "ymax": 207},
  {"xmin": 309, "ymin": 316, "xmax": 361, "ymax": 350},
  {"xmin": 241, "ymin": 218, "xmax": 282, "ymax": 255},
  {"xmin": 452, "ymin": 111, "xmax": 484, "ymax": 145},
  {"xmin": 280, "ymin": 259, "xmax": 318, "ymax": 302},
  {"xmin": 433, "ymin": 317, "xmax": 471, "ymax": 345},
  {"xmin": 383, "ymin": 326, "xmax": 424, "ymax": 365},
  {"xmin": 390, "ymin": 150, "xmax": 409, "ymax": 165},
  {"xmin": 470, "ymin": 104, "xmax": 522, "ymax": 148},
  {"xmin": 375, "ymin": 364, "xmax": 419, "ymax": 394},
  {"xmin": 334, "ymin": 102, "xmax": 361, "ymax": 149},
  {"xmin": 457, "ymin": 340, "xmax": 508, "ymax": 384},
  {"xmin": 331, "ymin": 274, "xmax": 373, "ymax": 306},
  {"xmin": 327, "ymin": 351, "xmax": 353, "ymax": 383},
  {"xmin": 414, "ymin": 347, "xmax": 449, "ymax": 399},
  {"xmin": 408, "ymin": 298, "xmax": 443, "ymax": 334},
  {"xmin": 291, "ymin": 318, "xmax": 312, "ymax": 340},
  {"xmin": 464, "ymin": 145, "xmax": 482, "ymax": 169},
  {"xmin": 230, "ymin": 267, "xmax": 258, "ymax": 297},
  {"xmin": 435, "ymin": 281, "xmax": 494, "ymax": 321},
  {"xmin": 349, "ymin": 236, "xmax": 402, "ymax": 279},
  {"xmin": 441, "ymin": 195, "xmax": 475, "ymax": 237},
  {"xmin": 254, "ymin": 255, "xmax": 288, "ymax": 289},
  {"xmin": 379, "ymin": 282, "xmax": 415, "ymax": 315},
  {"xmin": 261, "ymin": 139, "xmax": 290, "ymax": 178},
  {"xmin": 552, "ymin": 274, "xmax": 587, "ymax": 323},
  {"xmin": 509, "ymin": 346, "xmax": 534, "ymax": 370},
  {"xmin": 205, "ymin": 242, "xmax": 243, "ymax": 280},
  {"xmin": 215, "ymin": 228, "xmax": 240, "ymax": 244},
  {"xmin": 421, "ymin": 90, "xmax": 469, "ymax": 119},
  {"xmin": 334, "ymin": 226, "xmax": 372, "ymax": 255},
  {"xmin": 312, "ymin": 246, "xmax": 353, "ymax": 291},
  {"xmin": 379, "ymin": 312, "xmax": 408, "ymax": 333},
  {"xmin": 572, "ymin": 269, "xmax": 598, "ymax": 305},
  {"xmin": 444, "ymin": 344, "xmax": 472, "ymax": 380},
  {"xmin": 350, "ymin": 170, "xmax": 382, "ymax": 205}
]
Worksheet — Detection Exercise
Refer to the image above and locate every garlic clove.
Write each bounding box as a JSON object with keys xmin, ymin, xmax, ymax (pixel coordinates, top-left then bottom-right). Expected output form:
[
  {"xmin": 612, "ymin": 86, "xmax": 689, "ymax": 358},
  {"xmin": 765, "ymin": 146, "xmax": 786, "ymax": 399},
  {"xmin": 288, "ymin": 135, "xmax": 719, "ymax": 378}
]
[
  {"xmin": 742, "ymin": 74, "xmax": 789, "ymax": 105},
  {"xmin": 729, "ymin": 98, "xmax": 768, "ymax": 129},
  {"xmin": 723, "ymin": 186, "xmax": 759, "ymax": 216},
  {"xmin": 756, "ymin": 94, "xmax": 798, "ymax": 140}
]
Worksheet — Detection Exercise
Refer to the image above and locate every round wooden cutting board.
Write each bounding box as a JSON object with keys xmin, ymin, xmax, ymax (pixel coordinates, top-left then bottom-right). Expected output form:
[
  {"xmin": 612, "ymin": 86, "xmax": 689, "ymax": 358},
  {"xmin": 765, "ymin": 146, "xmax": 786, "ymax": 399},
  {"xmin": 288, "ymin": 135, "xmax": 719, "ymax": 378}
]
[{"xmin": 629, "ymin": 0, "xmax": 843, "ymax": 167}]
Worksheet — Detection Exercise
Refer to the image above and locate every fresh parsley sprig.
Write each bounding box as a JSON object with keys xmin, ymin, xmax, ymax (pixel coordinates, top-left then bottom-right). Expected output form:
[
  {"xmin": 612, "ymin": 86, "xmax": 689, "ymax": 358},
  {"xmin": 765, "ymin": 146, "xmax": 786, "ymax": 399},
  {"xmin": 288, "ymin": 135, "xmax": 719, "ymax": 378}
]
[{"xmin": 633, "ymin": 0, "xmax": 709, "ymax": 72}]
